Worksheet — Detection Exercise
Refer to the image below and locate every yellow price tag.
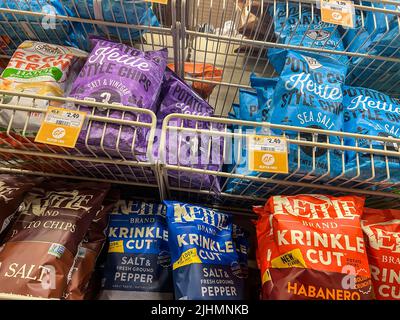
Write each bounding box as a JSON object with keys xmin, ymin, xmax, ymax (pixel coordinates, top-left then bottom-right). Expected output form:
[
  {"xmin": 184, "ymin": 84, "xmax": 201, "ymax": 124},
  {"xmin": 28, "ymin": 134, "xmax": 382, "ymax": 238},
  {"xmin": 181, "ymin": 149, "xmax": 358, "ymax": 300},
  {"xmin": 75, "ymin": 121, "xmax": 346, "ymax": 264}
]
[
  {"xmin": 248, "ymin": 135, "xmax": 289, "ymax": 174},
  {"xmin": 144, "ymin": 0, "xmax": 168, "ymax": 4},
  {"xmin": 108, "ymin": 240, "xmax": 125, "ymax": 253},
  {"xmin": 34, "ymin": 106, "xmax": 86, "ymax": 148},
  {"xmin": 320, "ymin": 0, "xmax": 355, "ymax": 28}
]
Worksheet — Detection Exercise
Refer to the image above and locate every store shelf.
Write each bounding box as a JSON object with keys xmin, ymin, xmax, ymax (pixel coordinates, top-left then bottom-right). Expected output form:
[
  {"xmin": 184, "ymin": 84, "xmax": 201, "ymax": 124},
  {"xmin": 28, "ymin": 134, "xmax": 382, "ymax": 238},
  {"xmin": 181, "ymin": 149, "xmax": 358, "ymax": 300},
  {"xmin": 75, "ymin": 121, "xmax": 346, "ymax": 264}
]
[
  {"xmin": 159, "ymin": 113, "xmax": 400, "ymax": 209},
  {"xmin": 0, "ymin": 90, "xmax": 160, "ymax": 190},
  {"xmin": 0, "ymin": 0, "xmax": 179, "ymax": 67},
  {"xmin": 179, "ymin": 0, "xmax": 400, "ymax": 115},
  {"xmin": 0, "ymin": 0, "xmax": 400, "ymax": 210},
  {"xmin": 1, "ymin": 1, "xmax": 400, "ymax": 114}
]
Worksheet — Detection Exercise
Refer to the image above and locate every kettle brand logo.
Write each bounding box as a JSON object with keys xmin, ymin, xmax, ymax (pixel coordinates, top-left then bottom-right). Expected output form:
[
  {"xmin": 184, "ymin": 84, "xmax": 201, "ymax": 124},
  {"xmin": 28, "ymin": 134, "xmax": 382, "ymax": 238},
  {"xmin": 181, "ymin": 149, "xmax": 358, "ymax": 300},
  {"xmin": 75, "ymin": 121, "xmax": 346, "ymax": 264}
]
[
  {"xmin": 173, "ymin": 203, "xmax": 229, "ymax": 230},
  {"xmin": 305, "ymin": 29, "xmax": 331, "ymax": 42},
  {"xmin": 0, "ymin": 181, "xmax": 18, "ymax": 203},
  {"xmin": 112, "ymin": 200, "xmax": 165, "ymax": 216},
  {"xmin": 362, "ymin": 221, "xmax": 400, "ymax": 253},
  {"xmin": 273, "ymin": 195, "xmax": 358, "ymax": 220},
  {"xmin": 21, "ymin": 190, "xmax": 93, "ymax": 215},
  {"xmin": 34, "ymin": 43, "xmax": 65, "ymax": 56}
]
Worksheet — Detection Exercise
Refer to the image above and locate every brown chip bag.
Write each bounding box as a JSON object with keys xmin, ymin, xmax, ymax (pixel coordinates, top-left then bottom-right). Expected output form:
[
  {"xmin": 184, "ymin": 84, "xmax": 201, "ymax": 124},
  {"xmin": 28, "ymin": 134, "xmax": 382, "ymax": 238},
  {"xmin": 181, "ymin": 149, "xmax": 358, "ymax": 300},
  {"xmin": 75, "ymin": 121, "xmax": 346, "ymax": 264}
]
[
  {"xmin": 0, "ymin": 174, "xmax": 39, "ymax": 236},
  {"xmin": 0, "ymin": 180, "xmax": 110, "ymax": 299},
  {"xmin": 64, "ymin": 190, "xmax": 120, "ymax": 300}
]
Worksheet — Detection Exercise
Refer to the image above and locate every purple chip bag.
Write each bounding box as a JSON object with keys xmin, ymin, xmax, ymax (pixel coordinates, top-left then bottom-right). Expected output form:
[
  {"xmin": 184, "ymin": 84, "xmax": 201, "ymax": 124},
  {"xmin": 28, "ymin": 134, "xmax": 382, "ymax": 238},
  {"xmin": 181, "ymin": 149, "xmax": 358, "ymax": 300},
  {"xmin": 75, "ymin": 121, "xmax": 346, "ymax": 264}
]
[
  {"xmin": 156, "ymin": 69, "xmax": 214, "ymax": 121},
  {"xmin": 69, "ymin": 37, "xmax": 168, "ymax": 161},
  {"xmin": 155, "ymin": 69, "xmax": 223, "ymax": 193}
]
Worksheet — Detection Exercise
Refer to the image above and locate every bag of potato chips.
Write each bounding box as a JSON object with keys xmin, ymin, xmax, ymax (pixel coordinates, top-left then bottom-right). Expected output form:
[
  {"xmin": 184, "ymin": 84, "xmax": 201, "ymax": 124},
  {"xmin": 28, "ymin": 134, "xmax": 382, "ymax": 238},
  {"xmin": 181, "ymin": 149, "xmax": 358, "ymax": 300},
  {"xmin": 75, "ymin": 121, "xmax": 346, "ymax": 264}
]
[
  {"xmin": 254, "ymin": 194, "xmax": 373, "ymax": 300},
  {"xmin": 362, "ymin": 208, "xmax": 400, "ymax": 300}
]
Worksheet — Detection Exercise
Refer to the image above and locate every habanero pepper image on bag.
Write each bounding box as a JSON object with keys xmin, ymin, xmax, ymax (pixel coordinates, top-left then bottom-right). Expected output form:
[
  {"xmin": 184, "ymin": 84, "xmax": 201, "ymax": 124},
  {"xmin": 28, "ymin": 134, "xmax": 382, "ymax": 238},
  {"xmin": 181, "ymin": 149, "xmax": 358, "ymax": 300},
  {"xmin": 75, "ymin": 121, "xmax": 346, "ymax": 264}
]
[
  {"xmin": 362, "ymin": 208, "xmax": 400, "ymax": 300},
  {"xmin": 267, "ymin": 50, "xmax": 347, "ymax": 180},
  {"xmin": 0, "ymin": 180, "xmax": 110, "ymax": 299},
  {"xmin": 98, "ymin": 200, "xmax": 173, "ymax": 300},
  {"xmin": 69, "ymin": 37, "xmax": 168, "ymax": 162},
  {"xmin": 0, "ymin": 41, "xmax": 87, "ymax": 138},
  {"xmin": 0, "ymin": 174, "xmax": 40, "ymax": 237},
  {"xmin": 165, "ymin": 201, "xmax": 246, "ymax": 300},
  {"xmin": 64, "ymin": 189, "xmax": 120, "ymax": 300},
  {"xmin": 254, "ymin": 194, "xmax": 373, "ymax": 300}
]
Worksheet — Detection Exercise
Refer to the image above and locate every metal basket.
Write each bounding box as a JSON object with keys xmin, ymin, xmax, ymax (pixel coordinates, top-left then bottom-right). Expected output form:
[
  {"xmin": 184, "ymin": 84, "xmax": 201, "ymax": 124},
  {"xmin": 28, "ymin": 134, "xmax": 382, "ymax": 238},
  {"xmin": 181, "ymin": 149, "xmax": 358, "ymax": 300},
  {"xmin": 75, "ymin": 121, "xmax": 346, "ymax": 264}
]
[
  {"xmin": 159, "ymin": 113, "xmax": 400, "ymax": 209},
  {"xmin": 0, "ymin": 90, "xmax": 160, "ymax": 190},
  {"xmin": 0, "ymin": 0, "xmax": 399, "ymax": 210}
]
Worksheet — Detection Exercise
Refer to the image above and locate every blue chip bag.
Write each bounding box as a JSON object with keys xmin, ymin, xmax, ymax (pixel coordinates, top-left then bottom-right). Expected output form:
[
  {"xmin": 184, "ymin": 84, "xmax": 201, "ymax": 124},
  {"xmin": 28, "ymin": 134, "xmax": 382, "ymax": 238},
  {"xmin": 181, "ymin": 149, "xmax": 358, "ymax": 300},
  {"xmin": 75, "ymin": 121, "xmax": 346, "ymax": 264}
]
[
  {"xmin": 268, "ymin": 50, "xmax": 347, "ymax": 179},
  {"xmin": 250, "ymin": 74, "xmax": 278, "ymax": 122},
  {"xmin": 60, "ymin": 0, "xmax": 160, "ymax": 51},
  {"xmin": 229, "ymin": 103, "xmax": 240, "ymax": 119},
  {"xmin": 98, "ymin": 200, "xmax": 173, "ymax": 300},
  {"xmin": 225, "ymin": 79, "xmax": 275, "ymax": 195},
  {"xmin": 343, "ymin": 86, "xmax": 400, "ymax": 183},
  {"xmin": 164, "ymin": 201, "xmax": 245, "ymax": 300},
  {"xmin": 345, "ymin": 3, "xmax": 400, "ymax": 93},
  {"xmin": 239, "ymin": 89, "xmax": 259, "ymax": 121},
  {"xmin": 365, "ymin": 2, "xmax": 400, "ymax": 49},
  {"xmin": 341, "ymin": 9, "xmax": 371, "ymax": 56},
  {"xmin": 224, "ymin": 104, "xmax": 260, "ymax": 195},
  {"xmin": 0, "ymin": 0, "xmax": 80, "ymax": 54},
  {"xmin": 268, "ymin": 3, "xmax": 348, "ymax": 67}
]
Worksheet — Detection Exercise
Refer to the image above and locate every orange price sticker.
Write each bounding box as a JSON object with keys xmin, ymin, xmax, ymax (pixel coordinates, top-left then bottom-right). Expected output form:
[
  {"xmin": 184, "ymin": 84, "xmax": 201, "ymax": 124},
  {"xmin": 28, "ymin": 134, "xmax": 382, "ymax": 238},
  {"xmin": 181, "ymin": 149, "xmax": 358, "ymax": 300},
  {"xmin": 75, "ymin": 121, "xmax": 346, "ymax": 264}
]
[
  {"xmin": 144, "ymin": 0, "xmax": 168, "ymax": 4},
  {"xmin": 320, "ymin": 0, "xmax": 355, "ymax": 28},
  {"xmin": 34, "ymin": 107, "xmax": 86, "ymax": 148},
  {"xmin": 248, "ymin": 135, "xmax": 288, "ymax": 174}
]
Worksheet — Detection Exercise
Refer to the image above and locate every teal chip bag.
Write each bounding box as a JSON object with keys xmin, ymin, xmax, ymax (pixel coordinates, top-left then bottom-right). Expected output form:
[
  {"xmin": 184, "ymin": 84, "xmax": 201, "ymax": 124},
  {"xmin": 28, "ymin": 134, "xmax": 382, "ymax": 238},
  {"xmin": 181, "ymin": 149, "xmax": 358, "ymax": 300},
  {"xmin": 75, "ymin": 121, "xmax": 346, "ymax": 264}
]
[{"xmin": 239, "ymin": 89, "xmax": 259, "ymax": 121}]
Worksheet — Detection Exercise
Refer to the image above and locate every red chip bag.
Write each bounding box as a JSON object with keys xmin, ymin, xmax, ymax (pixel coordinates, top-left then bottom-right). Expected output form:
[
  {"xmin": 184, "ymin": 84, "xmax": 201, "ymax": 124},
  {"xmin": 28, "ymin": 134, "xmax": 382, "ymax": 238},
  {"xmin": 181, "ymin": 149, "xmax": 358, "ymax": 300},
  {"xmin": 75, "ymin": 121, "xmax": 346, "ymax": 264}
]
[
  {"xmin": 362, "ymin": 208, "xmax": 400, "ymax": 300},
  {"xmin": 254, "ymin": 194, "xmax": 373, "ymax": 300}
]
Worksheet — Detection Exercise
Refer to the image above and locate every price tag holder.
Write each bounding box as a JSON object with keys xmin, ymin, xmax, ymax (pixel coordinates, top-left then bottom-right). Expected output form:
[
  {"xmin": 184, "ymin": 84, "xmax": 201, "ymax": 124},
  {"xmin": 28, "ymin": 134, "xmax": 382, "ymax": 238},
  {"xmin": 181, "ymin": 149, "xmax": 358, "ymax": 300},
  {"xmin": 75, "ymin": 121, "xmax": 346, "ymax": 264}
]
[
  {"xmin": 320, "ymin": 0, "xmax": 355, "ymax": 28},
  {"xmin": 248, "ymin": 135, "xmax": 289, "ymax": 174},
  {"xmin": 144, "ymin": 0, "xmax": 168, "ymax": 4},
  {"xmin": 35, "ymin": 107, "xmax": 86, "ymax": 148}
]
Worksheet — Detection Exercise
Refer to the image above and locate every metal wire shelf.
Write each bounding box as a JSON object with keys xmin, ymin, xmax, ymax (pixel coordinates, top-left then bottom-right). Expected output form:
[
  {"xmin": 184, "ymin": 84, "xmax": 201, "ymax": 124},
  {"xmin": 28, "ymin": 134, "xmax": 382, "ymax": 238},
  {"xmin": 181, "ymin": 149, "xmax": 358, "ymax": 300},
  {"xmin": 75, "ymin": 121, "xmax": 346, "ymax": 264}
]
[
  {"xmin": 1, "ymin": 1, "xmax": 399, "ymax": 113},
  {"xmin": 159, "ymin": 113, "xmax": 400, "ymax": 209},
  {"xmin": 0, "ymin": 293, "xmax": 55, "ymax": 300},
  {"xmin": 0, "ymin": 0, "xmax": 180, "ymax": 67},
  {"xmin": 1, "ymin": 0, "xmax": 400, "ymax": 301},
  {"xmin": 0, "ymin": 0, "xmax": 399, "ymax": 211},
  {"xmin": 0, "ymin": 90, "xmax": 160, "ymax": 190},
  {"xmin": 180, "ymin": 0, "xmax": 400, "ymax": 115}
]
